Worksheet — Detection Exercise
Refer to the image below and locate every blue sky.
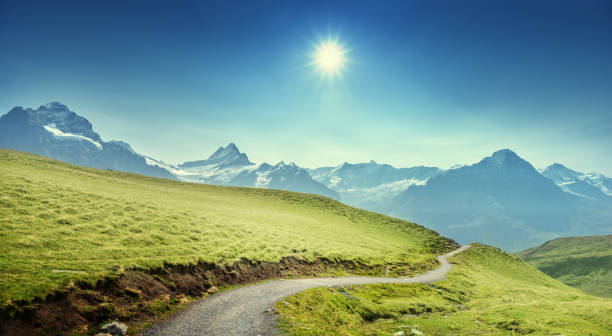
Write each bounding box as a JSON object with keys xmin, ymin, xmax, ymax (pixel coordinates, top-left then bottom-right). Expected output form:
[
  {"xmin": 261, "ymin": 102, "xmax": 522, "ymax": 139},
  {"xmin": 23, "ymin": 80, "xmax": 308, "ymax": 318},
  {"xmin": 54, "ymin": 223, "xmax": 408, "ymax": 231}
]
[{"xmin": 1, "ymin": 0, "xmax": 611, "ymax": 174}]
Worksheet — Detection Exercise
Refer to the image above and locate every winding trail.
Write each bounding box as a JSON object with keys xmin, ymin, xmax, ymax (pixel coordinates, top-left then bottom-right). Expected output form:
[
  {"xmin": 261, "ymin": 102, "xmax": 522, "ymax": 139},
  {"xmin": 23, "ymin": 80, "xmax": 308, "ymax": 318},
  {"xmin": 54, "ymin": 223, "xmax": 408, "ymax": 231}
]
[{"xmin": 143, "ymin": 245, "xmax": 471, "ymax": 336}]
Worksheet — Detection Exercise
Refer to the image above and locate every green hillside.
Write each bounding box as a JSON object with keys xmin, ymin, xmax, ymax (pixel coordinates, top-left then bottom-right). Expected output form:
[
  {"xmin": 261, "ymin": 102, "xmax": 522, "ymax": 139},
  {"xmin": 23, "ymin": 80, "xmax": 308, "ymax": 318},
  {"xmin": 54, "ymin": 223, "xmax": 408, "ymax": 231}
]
[
  {"xmin": 517, "ymin": 235, "xmax": 612, "ymax": 297},
  {"xmin": 0, "ymin": 148, "xmax": 454, "ymax": 304},
  {"xmin": 276, "ymin": 244, "xmax": 612, "ymax": 335}
]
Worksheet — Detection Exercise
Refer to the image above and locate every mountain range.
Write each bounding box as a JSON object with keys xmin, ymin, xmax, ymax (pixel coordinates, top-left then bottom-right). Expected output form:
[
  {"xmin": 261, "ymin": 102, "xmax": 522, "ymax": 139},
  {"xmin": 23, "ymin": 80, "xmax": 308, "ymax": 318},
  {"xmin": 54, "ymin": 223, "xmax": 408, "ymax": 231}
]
[
  {"xmin": 383, "ymin": 150, "xmax": 611, "ymax": 251},
  {"xmin": 0, "ymin": 102, "xmax": 339, "ymax": 200},
  {"xmin": 1, "ymin": 102, "xmax": 610, "ymax": 251},
  {"xmin": 309, "ymin": 150, "xmax": 612, "ymax": 251},
  {"xmin": 306, "ymin": 162, "xmax": 442, "ymax": 209}
]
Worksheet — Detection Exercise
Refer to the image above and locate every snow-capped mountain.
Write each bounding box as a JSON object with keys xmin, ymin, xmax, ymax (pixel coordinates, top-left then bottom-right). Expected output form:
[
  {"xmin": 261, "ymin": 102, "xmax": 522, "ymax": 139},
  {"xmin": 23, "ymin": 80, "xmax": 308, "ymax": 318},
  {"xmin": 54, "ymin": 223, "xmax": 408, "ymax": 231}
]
[
  {"xmin": 0, "ymin": 103, "xmax": 174, "ymax": 179},
  {"xmin": 172, "ymin": 144, "xmax": 339, "ymax": 199},
  {"xmin": 0, "ymin": 103, "xmax": 337, "ymax": 199},
  {"xmin": 307, "ymin": 161, "xmax": 441, "ymax": 209},
  {"xmin": 385, "ymin": 149, "xmax": 612, "ymax": 251},
  {"xmin": 228, "ymin": 161, "xmax": 340, "ymax": 199},
  {"xmin": 541, "ymin": 163, "xmax": 612, "ymax": 200},
  {"xmin": 173, "ymin": 143, "xmax": 255, "ymax": 185},
  {"xmin": 180, "ymin": 143, "xmax": 253, "ymax": 169}
]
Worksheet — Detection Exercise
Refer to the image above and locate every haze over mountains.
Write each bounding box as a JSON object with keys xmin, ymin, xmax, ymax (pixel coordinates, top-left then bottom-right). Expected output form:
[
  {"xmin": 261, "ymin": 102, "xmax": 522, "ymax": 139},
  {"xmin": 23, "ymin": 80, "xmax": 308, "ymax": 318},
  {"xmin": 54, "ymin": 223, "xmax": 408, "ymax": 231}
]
[
  {"xmin": 1, "ymin": 103, "xmax": 610, "ymax": 251},
  {"xmin": 383, "ymin": 150, "xmax": 611, "ymax": 250},
  {"xmin": 307, "ymin": 163, "xmax": 442, "ymax": 209}
]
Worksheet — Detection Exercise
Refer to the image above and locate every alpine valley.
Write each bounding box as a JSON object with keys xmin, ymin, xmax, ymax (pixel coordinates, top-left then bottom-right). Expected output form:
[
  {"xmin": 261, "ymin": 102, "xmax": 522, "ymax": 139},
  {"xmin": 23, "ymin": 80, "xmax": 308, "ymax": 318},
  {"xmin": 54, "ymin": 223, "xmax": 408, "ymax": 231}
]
[{"xmin": 1, "ymin": 102, "xmax": 611, "ymax": 251}]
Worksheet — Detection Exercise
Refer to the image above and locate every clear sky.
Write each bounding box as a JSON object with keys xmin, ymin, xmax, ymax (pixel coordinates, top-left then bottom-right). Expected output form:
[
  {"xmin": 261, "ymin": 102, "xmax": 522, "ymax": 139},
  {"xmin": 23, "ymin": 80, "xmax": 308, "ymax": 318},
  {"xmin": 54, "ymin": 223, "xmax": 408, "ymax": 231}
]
[{"xmin": 1, "ymin": 0, "xmax": 611, "ymax": 174}]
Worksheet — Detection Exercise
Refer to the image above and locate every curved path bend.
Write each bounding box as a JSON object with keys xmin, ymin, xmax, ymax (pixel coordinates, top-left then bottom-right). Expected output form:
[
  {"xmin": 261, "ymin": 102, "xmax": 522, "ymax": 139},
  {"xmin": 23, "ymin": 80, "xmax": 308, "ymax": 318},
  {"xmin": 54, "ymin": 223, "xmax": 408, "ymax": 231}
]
[{"xmin": 143, "ymin": 245, "xmax": 471, "ymax": 336}]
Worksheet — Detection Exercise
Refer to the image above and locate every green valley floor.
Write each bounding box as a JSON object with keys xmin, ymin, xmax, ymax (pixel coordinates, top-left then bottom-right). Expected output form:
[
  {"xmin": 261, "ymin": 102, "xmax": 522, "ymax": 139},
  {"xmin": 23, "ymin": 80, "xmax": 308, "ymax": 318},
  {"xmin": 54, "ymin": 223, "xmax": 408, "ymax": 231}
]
[
  {"xmin": 276, "ymin": 244, "xmax": 612, "ymax": 335},
  {"xmin": 518, "ymin": 235, "xmax": 612, "ymax": 298}
]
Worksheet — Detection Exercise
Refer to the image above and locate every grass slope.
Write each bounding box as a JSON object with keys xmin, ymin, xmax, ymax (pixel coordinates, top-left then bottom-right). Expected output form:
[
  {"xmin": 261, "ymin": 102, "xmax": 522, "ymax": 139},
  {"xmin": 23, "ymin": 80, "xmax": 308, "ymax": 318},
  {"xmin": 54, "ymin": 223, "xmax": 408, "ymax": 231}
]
[
  {"xmin": 276, "ymin": 244, "xmax": 612, "ymax": 335},
  {"xmin": 0, "ymin": 149, "xmax": 454, "ymax": 304},
  {"xmin": 517, "ymin": 235, "xmax": 612, "ymax": 298}
]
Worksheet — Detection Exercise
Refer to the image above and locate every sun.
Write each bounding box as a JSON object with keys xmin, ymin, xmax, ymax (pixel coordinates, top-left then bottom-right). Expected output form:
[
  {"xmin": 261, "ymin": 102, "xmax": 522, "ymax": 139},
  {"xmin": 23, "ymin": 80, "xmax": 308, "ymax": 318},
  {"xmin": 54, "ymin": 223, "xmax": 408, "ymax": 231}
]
[{"xmin": 313, "ymin": 40, "xmax": 347, "ymax": 77}]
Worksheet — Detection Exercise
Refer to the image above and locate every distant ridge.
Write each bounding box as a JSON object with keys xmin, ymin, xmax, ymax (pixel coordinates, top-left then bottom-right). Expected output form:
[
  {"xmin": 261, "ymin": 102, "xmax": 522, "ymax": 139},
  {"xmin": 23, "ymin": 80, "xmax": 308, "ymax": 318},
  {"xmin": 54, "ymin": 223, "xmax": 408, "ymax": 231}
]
[
  {"xmin": 174, "ymin": 143, "xmax": 340, "ymax": 199},
  {"xmin": 383, "ymin": 150, "xmax": 612, "ymax": 251}
]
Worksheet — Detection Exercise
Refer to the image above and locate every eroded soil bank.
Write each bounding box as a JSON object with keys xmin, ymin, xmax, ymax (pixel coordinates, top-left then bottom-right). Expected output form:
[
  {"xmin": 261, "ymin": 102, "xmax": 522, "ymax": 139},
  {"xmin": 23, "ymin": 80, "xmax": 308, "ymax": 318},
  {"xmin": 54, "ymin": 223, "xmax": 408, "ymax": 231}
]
[{"xmin": 0, "ymin": 255, "xmax": 444, "ymax": 335}]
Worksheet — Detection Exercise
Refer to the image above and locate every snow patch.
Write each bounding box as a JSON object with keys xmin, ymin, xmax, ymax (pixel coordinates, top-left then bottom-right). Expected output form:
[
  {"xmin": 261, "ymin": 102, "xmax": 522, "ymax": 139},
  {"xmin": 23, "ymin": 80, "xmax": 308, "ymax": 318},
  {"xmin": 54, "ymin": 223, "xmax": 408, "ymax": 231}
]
[
  {"xmin": 581, "ymin": 173, "xmax": 612, "ymax": 196},
  {"xmin": 329, "ymin": 176, "xmax": 342, "ymax": 188},
  {"xmin": 254, "ymin": 171, "xmax": 271, "ymax": 188},
  {"xmin": 449, "ymin": 164, "xmax": 466, "ymax": 170},
  {"xmin": 177, "ymin": 163, "xmax": 250, "ymax": 184},
  {"xmin": 144, "ymin": 157, "xmax": 181, "ymax": 174},
  {"xmin": 361, "ymin": 178, "xmax": 428, "ymax": 195},
  {"xmin": 44, "ymin": 123, "xmax": 102, "ymax": 149}
]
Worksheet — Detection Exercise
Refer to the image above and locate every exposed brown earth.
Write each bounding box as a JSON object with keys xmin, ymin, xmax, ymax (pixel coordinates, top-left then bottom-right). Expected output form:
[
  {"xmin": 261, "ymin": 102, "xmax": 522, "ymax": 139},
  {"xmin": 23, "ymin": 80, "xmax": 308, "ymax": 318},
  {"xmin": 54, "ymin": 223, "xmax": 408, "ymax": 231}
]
[
  {"xmin": 143, "ymin": 245, "xmax": 470, "ymax": 336},
  {"xmin": 0, "ymin": 255, "xmax": 443, "ymax": 335}
]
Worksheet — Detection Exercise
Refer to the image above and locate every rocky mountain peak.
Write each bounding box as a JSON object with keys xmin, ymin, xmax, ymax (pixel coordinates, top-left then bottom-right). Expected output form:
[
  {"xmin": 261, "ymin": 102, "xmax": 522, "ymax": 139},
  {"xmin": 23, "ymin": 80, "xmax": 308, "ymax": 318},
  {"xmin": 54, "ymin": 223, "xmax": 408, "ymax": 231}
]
[
  {"xmin": 35, "ymin": 102, "xmax": 74, "ymax": 120},
  {"xmin": 208, "ymin": 143, "xmax": 242, "ymax": 161},
  {"xmin": 209, "ymin": 142, "xmax": 240, "ymax": 157},
  {"xmin": 548, "ymin": 163, "xmax": 567, "ymax": 169},
  {"xmin": 181, "ymin": 143, "xmax": 253, "ymax": 169},
  {"xmin": 476, "ymin": 149, "xmax": 535, "ymax": 172},
  {"xmin": 541, "ymin": 163, "xmax": 584, "ymax": 182},
  {"xmin": 39, "ymin": 102, "xmax": 70, "ymax": 112},
  {"xmin": 490, "ymin": 149, "xmax": 520, "ymax": 163},
  {"xmin": 32, "ymin": 102, "xmax": 102, "ymax": 142},
  {"xmin": 2, "ymin": 107, "xmax": 33, "ymax": 121},
  {"xmin": 258, "ymin": 163, "xmax": 273, "ymax": 170}
]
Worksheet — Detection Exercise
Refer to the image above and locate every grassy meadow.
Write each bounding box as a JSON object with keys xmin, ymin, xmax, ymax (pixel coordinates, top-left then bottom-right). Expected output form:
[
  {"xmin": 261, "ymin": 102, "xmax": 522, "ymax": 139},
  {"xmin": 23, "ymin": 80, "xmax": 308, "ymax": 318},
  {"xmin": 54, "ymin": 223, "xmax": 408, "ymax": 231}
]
[
  {"xmin": 0, "ymin": 149, "xmax": 453, "ymax": 304},
  {"xmin": 517, "ymin": 235, "xmax": 612, "ymax": 298},
  {"xmin": 276, "ymin": 244, "xmax": 612, "ymax": 335}
]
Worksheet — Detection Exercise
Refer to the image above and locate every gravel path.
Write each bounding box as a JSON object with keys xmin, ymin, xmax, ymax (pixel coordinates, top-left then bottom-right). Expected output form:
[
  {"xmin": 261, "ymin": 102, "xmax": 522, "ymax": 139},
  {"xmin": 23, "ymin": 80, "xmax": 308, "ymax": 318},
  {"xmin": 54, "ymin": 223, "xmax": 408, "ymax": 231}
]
[{"xmin": 142, "ymin": 245, "xmax": 471, "ymax": 336}]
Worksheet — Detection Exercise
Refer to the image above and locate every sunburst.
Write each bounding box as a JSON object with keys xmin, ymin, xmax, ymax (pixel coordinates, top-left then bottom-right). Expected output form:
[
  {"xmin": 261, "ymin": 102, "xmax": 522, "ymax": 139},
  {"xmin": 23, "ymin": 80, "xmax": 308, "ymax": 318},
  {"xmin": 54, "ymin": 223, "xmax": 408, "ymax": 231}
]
[{"xmin": 312, "ymin": 39, "xmax": 347, "ymax": 77}]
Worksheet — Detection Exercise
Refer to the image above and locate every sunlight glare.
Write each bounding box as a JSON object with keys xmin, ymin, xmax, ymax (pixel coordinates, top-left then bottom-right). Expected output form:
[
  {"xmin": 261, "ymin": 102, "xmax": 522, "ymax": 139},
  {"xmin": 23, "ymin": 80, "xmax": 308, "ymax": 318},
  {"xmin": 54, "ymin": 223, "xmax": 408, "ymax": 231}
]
[{"xmin": 313, "ymin": 40, "xmax": 347, "ymax": 77}]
